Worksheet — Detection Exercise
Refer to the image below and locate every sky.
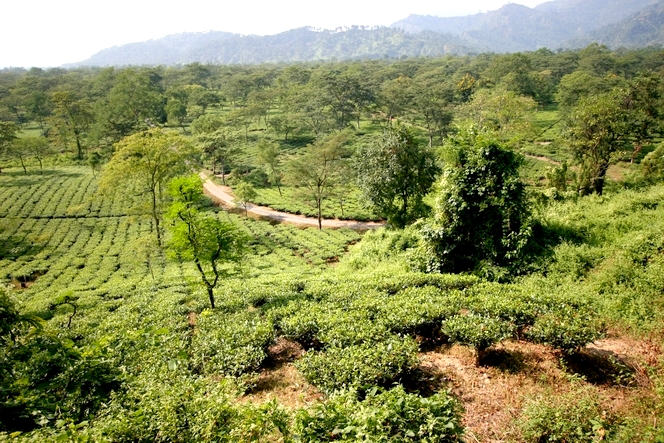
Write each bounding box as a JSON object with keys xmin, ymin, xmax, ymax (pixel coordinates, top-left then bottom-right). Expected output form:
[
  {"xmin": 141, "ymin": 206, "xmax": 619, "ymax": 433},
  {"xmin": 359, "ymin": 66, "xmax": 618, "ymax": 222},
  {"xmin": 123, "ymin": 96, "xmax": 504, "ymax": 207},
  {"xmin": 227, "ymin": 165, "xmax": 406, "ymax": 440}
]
[{"xmin": 0, "ymin": 0, "xmax": 548, "ymax": 68}]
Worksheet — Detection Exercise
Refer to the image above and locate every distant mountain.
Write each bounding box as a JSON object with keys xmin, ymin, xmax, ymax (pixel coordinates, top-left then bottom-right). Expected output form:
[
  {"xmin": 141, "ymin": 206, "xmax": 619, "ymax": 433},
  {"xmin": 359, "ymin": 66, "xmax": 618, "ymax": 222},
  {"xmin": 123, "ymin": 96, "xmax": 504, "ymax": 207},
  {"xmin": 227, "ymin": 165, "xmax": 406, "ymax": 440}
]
[
  {"xmin": 568, "ymin": 1, "xmax": 664, "ymax": 49},
  {"xmin": 66, "ymin": 31, "xmax": 238, "ymax": 67},
  {"xmin": 66, "ymin": 0, "xmax": 664, "ymax": 67},
  {"xmin": 66, "ymin": 27, "xmax": 482, "ymax": 68},
  {"xmin": 391, "ymin": 0, "xmax": 659, "ymax": 52}
]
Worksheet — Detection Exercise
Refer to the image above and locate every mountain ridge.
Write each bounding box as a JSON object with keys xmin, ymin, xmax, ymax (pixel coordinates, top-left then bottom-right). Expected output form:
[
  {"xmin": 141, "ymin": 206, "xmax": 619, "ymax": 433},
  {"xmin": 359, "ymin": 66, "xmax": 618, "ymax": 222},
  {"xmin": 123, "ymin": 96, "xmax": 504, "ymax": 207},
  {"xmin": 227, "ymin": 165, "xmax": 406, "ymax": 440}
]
[{"xmin": 65, "ymin": 0, "xmax": 664, "ymax": 67}]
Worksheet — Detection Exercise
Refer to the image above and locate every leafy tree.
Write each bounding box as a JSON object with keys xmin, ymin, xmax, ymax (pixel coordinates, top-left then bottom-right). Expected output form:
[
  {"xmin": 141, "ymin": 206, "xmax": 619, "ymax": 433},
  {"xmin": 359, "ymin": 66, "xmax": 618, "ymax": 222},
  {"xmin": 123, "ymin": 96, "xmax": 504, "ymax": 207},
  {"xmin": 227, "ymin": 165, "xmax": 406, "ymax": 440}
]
[
  {"xmin": 87, "ymin": 151, "xmax": 102, "ymax": 178},
  {"xmin": 0, "ymin": 121, "xmax": 18, "ymax": 173},
  {"xmin": 9, "ymin": 138, "xmax": 34, "ymax": 174},
  {"xmin": 286, "ymin": 133, "xmax": 348, "ymax": 229},
  {"xmin": 166, "ymin": 175, "xmax": 247, "ymax": 308},
  {"xmin": 355, "ymin": 126, "xmax": 439, "ymax": 228},
  {"xmin": 268, "ymin": 114, "xmax": 299, "ymax": 140},
  {"xmin": 234, "ymin": 181, "xmax": 257, "ymax": 217},
  {"xmin": 622, "ymin": 73, "xmax": 663, "ymax": 163},
  {"xmin": 48, "ymin": 91, "xmax": 94, "ymax": 160},
  {"xmin": 100, "ymin": 69, "xmax": 166, "ymax": 141},
  {"xmin": 99, "ymin": 129, "xmax": 193, "ymax": 246},
  {"xmin": 422, "ymin": 128, "xmax": 531, "ymax": 274},
  {"xmin": 196, "ymin": 129, "xmax": 241, "ymax": 185},
  {"xmin": 458, "ymin": 88, "xmax": 536, "ymax": 148},
  {"xmin": 256, "ymin": 139, "xmax": 283, "ymax": 195},
  {"xmin": 566, "ymin": 91, "xmax": 630, "ymax": 196}
]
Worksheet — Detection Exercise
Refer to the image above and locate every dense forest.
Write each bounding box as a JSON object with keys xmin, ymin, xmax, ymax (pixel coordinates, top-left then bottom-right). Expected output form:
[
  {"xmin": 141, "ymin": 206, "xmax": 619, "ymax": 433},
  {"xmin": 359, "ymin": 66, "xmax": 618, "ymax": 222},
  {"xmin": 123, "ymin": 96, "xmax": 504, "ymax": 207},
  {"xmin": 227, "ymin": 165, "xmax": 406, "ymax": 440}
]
[{"xmin": 2, "ymin": 44, "xmax": 664, "ymax": 441}]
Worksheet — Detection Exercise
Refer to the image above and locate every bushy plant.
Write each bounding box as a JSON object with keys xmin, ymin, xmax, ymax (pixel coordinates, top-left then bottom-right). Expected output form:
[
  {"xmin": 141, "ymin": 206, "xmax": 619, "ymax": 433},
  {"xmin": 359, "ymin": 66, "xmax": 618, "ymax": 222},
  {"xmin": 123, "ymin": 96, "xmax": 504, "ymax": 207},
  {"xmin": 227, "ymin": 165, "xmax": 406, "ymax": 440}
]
[
  {"xmin": 526, "ymin": 309, "xmax": 604, "ymax": 354},
  {"xmin": 189, "ymin": 310, "xmax": 274, "ymax": 376},
  {"xmin": 295, "ymin": 386, "xmax": 464, "ymax": 442},
  {"xmin": 520, "ymin": 389, "xmax": 615, "ymax": 442},
  {"xmin": 441, "ymin": 314, "xmax": 515, "ymax": 365},
  {"xmin": 296, "ymin": 336, "xmax": 419, "ymax": 393}
]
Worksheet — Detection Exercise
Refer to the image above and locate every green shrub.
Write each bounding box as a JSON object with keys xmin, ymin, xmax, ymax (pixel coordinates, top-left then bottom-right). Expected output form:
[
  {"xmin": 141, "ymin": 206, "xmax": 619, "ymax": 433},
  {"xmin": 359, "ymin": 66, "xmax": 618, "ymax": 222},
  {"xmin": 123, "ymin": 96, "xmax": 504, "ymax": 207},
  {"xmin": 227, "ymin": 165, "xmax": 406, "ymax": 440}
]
[
  {"xmin": 526, "ymin": 308, "xmax": 604, "ymax": 353},
  {"xmin": 295, "ymin": 386, "xmax": 464, "ymax": 442},
  {"xmin": 442, "ymin": 314, "xmax": 515, "ymax": 364},
  {"xmin": 296, "ymin": 336, "xmax": 419, "ymax": 393},
  {"xmin": 189, "ymin": 310, "xmax": 274, "ymax": 376},
  {"xmin": 520, "ymin": 390, "xmax": 615, "ymax": 442}
]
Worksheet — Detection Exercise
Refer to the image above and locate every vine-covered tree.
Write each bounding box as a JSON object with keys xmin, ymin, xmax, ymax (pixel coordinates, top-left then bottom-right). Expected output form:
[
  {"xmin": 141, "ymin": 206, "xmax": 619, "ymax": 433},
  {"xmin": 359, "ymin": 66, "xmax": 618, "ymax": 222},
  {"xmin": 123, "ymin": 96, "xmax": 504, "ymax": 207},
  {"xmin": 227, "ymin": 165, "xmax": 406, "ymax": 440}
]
[{"xmin": 355, "ymin": 125, "xmax": 439, "ymax": 228}]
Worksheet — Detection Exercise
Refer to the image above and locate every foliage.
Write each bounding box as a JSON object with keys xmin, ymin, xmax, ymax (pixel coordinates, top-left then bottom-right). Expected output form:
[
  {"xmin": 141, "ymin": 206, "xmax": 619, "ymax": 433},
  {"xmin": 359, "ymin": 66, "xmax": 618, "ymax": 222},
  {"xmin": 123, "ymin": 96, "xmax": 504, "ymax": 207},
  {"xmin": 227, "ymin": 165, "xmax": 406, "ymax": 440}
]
[
  {"xmin": 166, "ymin": 175, "xmax": 247, "ymax": 308},
  {"xmin": 354, "ymin": 125, "xmax": 439, "ymax": 228},
  {"xmin": 520, "ymin": 389, "xmax": 615, "ymax": 443},
  {"xmin": 233, "ymin": 181, "xmax": 257, "ymax": 217},
  {"xmin": 286, "ymin": 132, "xmax": 349, "ymax": 229},
  {"xmin": 422, "ymin": 128, "xmax": 531, "ymax": 274},
  {"xmin": 295, "ymin": 386, "xmax": 463, "ymax": 442},
  {"xmin": 99, "ymin": 128, "xmax": 194, "ymax": 245},
  {"xmin": 296, "ymin": 336, "xmax": 419, "ymax": 393},
  {"xmin": 526, "ymin": 309, "xmax": 605, "ymax": 354},
  {"xmin": 442, "ymin": 314, "xmax": 515, "ymax": 361}
]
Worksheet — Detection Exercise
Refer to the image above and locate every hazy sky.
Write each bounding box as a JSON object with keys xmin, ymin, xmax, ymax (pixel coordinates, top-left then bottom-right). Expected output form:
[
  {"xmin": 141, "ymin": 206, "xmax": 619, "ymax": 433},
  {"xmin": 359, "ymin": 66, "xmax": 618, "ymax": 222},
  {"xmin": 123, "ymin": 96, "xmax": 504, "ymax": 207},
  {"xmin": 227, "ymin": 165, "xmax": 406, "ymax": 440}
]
[{"xmin": 1, "ymin": 0, "xmax": 548, "ymax": 68}]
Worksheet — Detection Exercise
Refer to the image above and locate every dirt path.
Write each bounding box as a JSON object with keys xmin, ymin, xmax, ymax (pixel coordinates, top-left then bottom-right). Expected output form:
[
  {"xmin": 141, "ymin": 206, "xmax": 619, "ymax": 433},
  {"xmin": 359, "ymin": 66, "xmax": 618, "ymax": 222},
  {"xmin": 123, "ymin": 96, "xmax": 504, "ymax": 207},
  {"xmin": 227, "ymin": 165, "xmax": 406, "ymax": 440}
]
[{"xmin": 200, "ymin": 172, "xmax": 385, "ymax": 230}]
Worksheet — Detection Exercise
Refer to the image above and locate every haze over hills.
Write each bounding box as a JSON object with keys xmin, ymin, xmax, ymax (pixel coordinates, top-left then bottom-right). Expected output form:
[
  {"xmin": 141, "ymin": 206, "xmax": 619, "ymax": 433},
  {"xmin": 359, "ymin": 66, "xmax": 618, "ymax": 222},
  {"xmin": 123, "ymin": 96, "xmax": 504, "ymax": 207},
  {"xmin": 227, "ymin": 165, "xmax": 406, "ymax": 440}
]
[
  {"xmin": 67, "ymin": 0, "xmax": 664, "ymax": 67},
  {"xmin": 391, "ymin": 0, "xmax": 660, "ymax": 52},
  {"xmin": 568, "ymin": 1, "xmax": 664, "ymax": 49}
]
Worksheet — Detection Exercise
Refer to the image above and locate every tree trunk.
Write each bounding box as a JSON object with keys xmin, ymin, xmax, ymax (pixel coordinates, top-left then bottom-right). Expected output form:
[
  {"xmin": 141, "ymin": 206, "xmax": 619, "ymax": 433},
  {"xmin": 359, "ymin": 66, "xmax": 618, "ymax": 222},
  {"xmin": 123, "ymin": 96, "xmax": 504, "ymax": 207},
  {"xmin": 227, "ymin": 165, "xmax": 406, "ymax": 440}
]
[
  {"xmin": 593, "ymin": 162, "xmax": 610, "ymax": 196},
  {"xmin": 220, "ymin": 159, "xmax": 226, "ymax": 186},
  {"xmin": 317, "ymin": 198, "xmax": 322, "ymax": 230},
  {"xmin": 19, "ymin": 157, "xmax": 27, "ymax": 174},
  {"xmin": 151, "ymin": 189, "xmax": 162, "ymax": 247}
]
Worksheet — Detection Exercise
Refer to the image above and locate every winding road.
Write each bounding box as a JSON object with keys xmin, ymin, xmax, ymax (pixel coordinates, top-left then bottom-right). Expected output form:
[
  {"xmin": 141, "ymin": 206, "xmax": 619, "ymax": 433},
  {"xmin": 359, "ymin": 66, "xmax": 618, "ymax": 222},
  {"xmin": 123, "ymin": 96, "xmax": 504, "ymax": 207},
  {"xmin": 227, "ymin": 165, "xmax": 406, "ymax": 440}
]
[{"xmin": 199, "ymin": 172, "xmax": 385, "ymax": 230}]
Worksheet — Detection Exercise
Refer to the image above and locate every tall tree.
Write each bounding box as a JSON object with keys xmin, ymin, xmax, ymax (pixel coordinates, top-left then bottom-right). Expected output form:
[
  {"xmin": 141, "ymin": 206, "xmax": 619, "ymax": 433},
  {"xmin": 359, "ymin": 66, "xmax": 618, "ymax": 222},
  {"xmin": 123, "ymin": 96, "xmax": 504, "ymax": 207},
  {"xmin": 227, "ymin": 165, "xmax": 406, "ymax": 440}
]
[
  {"xmin": 354, "ymin": 125, "xmax": 439, "ymax": 228},
  {"xmin": 99, "ymin": 129, "xmax": 193, "ymax": 245},
  {"xmin": 256, "ymin": 139, "xmax": 283, "ymax": 195},
  {"xmin": 0, "ymin": 122, "xmax": 18, "ymax": 174},
  {"xmin": 566, "ymin": 91, "xmax": 630, "ymax": 196},
  {"xmin": 286, "ymin": 133, "xmax": 348, "ymax": 229},
  {"xmin": 48, "ymin": 91, "xmax": 93, "ymax": 160},
  {"xmin": 166, "ymin": 175, "xmax": 246, "ymax": 309},
  {"xmin": 196, "ymin": 129, "xmax": 241, "ymax": 185}
]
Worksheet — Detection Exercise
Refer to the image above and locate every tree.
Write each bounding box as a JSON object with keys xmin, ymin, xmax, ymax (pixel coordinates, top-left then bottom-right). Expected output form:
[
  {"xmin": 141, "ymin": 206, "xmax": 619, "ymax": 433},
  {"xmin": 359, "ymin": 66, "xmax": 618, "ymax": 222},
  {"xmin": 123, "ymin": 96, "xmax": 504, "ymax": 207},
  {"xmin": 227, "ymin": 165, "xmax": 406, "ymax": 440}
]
[
  {"xmin": 99, "ymin": 129, "xmax": 193, "ymax": 246},
  {"xmin": 421, "ymin": 128, "xmax": 531, "ymax": 274},
  {"xmin": 286, "ymin": 133, "xmax": 348, "ymax": 229},
  {"xmin": 48, "ymin": 91, "xmax": 93, "ymax": 160},
  {"xmin": 458, "ymin": 88, "xmax": 536, "ymax": 148},
  {"xmin": 234, "ymin": 181, "xmax": 257, "ymax": 217},
  {"xmin": 256, "ymin": 139, "xmax": 283, "ymax": 195},
  {"xmin": 87, "ymin": 151, "xmax": 102, "ymax": 178},
  {"xmin": 26, "ymin": 136, "xmax": 52, "ymax": 173},
  {"xmin": 166, "ymin": 175, "xmax": 246, "ymax": 308},
  {"xmin": 0, "ymin": 122, "xmax": 18, "ymax": 174},
  {"xmin": 621, "ymin": 73, "xmax": 663, "ymax": 163},
  {"xmin": 8, "ymin": 138, "xmax": 34, "ymax": 174},
  {"xmin": 196, "ymin": 129, "xmax": 241, "ymax": 185},
  {"xmin": 566, "ymin": 91, "xmax": 630, "ymax": 196},
  {"xmin": 354, "ymin": 126, "xmax": 439, "ymax": 228}
]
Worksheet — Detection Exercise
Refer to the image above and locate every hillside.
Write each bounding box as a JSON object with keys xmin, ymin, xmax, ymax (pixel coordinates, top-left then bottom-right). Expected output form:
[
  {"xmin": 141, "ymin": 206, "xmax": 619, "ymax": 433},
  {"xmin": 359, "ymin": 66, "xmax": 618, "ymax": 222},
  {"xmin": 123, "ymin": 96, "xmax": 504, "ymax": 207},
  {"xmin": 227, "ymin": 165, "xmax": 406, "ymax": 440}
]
[
  {"xmin": 391, "ymin": 0, "xmax": 660, "ymax": 52},
  {"xmin": 67, "ymin": 27, "xmax": 481, "ymax": 68},
  {"xmin": 568, "ymin": 1, "xmax": 664, "ymax": 49}
]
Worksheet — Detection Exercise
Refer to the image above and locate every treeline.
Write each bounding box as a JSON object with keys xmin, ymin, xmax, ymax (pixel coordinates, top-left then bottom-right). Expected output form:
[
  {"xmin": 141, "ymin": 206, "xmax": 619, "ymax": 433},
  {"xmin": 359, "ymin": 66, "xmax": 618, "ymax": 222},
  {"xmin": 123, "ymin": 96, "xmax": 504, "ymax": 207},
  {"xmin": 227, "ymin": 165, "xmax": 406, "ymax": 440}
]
[{"xmin": 1, "ymin": 44, "xmax": 664, "ymax": 155}]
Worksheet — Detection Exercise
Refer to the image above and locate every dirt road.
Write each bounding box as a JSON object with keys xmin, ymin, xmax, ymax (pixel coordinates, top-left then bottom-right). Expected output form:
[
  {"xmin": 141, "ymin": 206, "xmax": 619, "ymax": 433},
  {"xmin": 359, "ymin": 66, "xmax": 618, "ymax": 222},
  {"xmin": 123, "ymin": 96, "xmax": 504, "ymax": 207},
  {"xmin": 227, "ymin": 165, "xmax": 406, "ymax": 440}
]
[{"xmin": 200, "ymin": 172, "xmax": 385, "ymax": 230}]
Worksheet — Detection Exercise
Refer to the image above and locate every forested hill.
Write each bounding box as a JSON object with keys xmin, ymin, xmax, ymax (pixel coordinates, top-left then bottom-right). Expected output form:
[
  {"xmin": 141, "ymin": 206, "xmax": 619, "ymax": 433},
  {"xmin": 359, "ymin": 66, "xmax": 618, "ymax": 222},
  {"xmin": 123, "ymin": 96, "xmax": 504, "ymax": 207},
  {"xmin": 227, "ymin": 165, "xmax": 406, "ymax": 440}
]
[
  {"xmin": 66, "ymin": 27, "xmax": 481, "ymax": 68},
  {"xmin": 568, "ymin": 1, "xmax": 664, "ymax": 49},
  {"xmin": 65, "ymin": 0, "xmax": 664, "ymax": 67},
  {"xmin": 391, "ymin": 0, "xmax": 661, "ymax": 52}
]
